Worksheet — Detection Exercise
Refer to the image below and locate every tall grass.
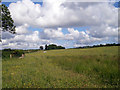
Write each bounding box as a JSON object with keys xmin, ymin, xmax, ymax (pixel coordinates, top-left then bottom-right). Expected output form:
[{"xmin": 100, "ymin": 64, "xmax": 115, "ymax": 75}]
[
  {"xmin": 2, "ymin": 46, "xmax": 119, "ymax": 88},
  {"xmin": 50, "ymin": 46, "xmax": 119, "ymax": 86}
]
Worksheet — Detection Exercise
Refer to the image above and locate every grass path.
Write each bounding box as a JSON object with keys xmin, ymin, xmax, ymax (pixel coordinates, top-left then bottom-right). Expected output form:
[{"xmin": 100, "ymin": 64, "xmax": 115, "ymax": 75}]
[{"xmin": 2, "ymin": 46, "xmax": 119, "ymax": 88}]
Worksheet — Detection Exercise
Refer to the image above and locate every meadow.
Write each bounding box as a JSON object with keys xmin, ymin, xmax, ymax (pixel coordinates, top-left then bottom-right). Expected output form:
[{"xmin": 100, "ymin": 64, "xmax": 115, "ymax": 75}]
[{"xmin": 2, "ymin": 46, "xmax": 119, "ymax": 88}]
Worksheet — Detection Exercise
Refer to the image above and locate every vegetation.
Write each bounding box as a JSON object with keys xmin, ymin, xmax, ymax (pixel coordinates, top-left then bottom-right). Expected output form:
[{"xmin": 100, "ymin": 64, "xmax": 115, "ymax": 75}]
[
  {"xmin": 39, "ymin": 46, "xmax": 43, "ymax": 50},
  {"xmin": 2, "ymin": 49, "xmax": 40, "ymax": 59},
  {"xmin": 2, "ymin": 49, "xmax": 24, "ymax": 59},
  {"xmin": 45, "ymin": 44, "xmax": 65, "ymax": 50},
  {"xmin": 2, "ymin": 46, "xmax": 119, "ymax": 88},
  {"xmin": 1, "ymin": 4, "xmax": 16, "ymax": 34},
  {"xmin": 76, "ymin": 43, "xmax": 120, "ymax": 49}
]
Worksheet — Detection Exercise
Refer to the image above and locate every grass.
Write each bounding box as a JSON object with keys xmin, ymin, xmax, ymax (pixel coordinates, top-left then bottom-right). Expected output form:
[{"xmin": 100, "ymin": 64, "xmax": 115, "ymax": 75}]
[{"xmin": 2, "ymin": 46, "xmax": 119, "ymax": 88}]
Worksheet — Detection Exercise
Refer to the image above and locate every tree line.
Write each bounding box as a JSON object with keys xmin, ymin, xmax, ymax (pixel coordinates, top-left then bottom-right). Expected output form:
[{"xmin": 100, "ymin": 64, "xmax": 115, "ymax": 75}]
[
  {"xmin": 40, "ymin": 44, "xmax": 65, "ymax": 50},
  {"xmin": 75, "ymin": 43, "xmax": 120, "ymax": 49}
]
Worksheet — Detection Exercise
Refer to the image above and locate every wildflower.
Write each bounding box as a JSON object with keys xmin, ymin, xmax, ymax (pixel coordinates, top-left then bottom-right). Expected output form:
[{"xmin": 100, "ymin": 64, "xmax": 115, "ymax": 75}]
[
  {"xmin": 24, "ymin": 83, "xmax": 26, "ymax": 85},
  {"xmin": 11, "ymin": 73, "xmax": 14, "ymax": 75}
]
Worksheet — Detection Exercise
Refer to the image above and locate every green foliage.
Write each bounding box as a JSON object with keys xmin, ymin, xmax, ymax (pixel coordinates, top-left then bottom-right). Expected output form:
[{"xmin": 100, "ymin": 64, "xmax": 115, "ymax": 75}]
[
  {"xmin": 2, "ymin": 50, "xmax": 12, "ymax": 59},
  {"xmin": 76, "ymin": 43, "xmax": 120, "ymax": 49},
  {"xmin": 45, "ymin": 44, "xmax": 48, "ymax": 50},
  {"xmin": 12, "ymin": 50, "xmax": 24, "ymax": 57},
  {"xmin": 45, "ymin": 44, "xmax": 65, "ymax": 50},
  {"xmin": 2, "ymin": 49, "xmax": 41, "ymax": 59},
  {"xmin": 1, "ymin": 4, "xmax": 16, "ymax": 34},
  {"xmin": 2, "ymin": 49, "xmax": 24, "ymax": 59},
  {"xmin": 39, "ymin": 46, "xmax": 43, "ymax": 50}
]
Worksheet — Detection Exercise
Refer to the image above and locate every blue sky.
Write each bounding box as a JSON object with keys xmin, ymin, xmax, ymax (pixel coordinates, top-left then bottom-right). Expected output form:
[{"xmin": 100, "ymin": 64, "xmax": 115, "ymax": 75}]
[
  {"xmin": 1, "ymin": 0, "xmax": 119, "ymax": 49},
  {"xmin": 2, "ymin": 2, "xmax": 43, "ymax": 6}
]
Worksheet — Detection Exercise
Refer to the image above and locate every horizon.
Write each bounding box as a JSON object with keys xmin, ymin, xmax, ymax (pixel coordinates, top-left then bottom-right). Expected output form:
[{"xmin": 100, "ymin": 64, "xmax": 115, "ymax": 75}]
[{"xmin": 1, "ymin": 43, "xmax": 119, "ymax": 50}]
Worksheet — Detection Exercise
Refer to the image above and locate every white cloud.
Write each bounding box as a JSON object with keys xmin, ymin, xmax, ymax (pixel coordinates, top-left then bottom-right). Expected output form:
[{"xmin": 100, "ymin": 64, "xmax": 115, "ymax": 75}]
[
  {"xmin": 67, "ymin": 28, "xmax": 80, "ymax": 39},
  {"xmin": 2, "ymin": 0, "xmax": 118, "ymax": 49},
  {"xmin": 2, "ymin": 30, "xmax": 51, "ymax": 49},
  {"xmin": 87, "ymin": 24, "xmax": 118, "ymax": 38},
  {"xmin": 42, "ymin": 28, "xmax": 64, "ymax": 39},
  {"xmin": 16, "ymin": 24, "xmax": 29, "ymax": 34},
  {"xmin": 9, "ymin": 0, "xmax": 118, "ymax": 28},
  {"xmin": 65, "ymin": 28, "xmax": 102, "ymax": 45},
  {"xmin": 2, "ymin": 26, "xmax": 118, "ymax": 49}
]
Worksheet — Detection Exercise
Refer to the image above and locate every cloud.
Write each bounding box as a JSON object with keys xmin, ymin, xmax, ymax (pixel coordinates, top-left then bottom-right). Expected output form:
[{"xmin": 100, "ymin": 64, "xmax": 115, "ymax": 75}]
[
  {"xmin": 40, "ymin": 28, "xmax": 64, "ymax": 39},
  {"xmin": 9, "ymin": 0, "xmax": 118, "ymax": 28},
  {"xmin": 65, "ymin": 28, "xmax": 103, "ymax": 45},
  {"xmin": 66, "ymin": 28, "xmax": 80, "ymax": 39},
  {"xmin": 16, "ymin": 24, "xmax": 29, "ymax": 34},
  {"xmin": 2, "ymin": 26, "xmax": 118, "ymax": 49},
  {"xmin": 2, "ymin": 0, "xmax": 118, "ymax": 49},
  {"xmin": 2, "ymin": 30, "xmax": 51, "ymax": 49},
  {"xmin": 2, "ymin": 31, "xmax": 15, "ymax": 39},
  {"xmin": 87, "ymin": 24, "xmax": 118, "ymax": 38}
]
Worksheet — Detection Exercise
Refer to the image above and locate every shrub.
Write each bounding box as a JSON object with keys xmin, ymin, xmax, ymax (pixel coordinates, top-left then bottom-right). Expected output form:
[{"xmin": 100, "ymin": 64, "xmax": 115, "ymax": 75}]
[
  {"xmin": 2, "ymin": 49, "xmax": 25, "ymax": 59},
  {"xmin": 12, "ymin": 50, "xmax": 24, "ymax": 57}
]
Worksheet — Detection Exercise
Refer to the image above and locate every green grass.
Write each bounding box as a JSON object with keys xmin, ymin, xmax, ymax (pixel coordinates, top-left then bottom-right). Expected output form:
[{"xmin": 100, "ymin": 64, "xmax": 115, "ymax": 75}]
[{"xmin": 2, "ymin": 46, "xmax": 119, "ymax": 88}]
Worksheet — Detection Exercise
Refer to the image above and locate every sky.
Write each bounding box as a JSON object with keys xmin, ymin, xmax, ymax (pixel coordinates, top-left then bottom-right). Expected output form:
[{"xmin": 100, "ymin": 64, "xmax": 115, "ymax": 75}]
[{"xmin": 1, "ymin": 0, "xmax": 119, "ymax": 49}]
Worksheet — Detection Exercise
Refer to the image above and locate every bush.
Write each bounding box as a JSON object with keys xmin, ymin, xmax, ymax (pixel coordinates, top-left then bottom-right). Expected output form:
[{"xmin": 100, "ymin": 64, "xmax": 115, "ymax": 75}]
[
  {"xmin": 46, "ymin": 44, "xmax": 65, "ymax": 50},
  {"xmin": 12, "ymin": 50, "xmax": 24, "ymax": 57},
  {"xmin": 2, "ymin": 49, "xmax": 25, "ymax": 59}
]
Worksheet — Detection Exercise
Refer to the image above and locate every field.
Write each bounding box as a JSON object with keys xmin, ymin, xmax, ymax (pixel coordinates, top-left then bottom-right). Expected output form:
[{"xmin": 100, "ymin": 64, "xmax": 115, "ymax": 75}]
[{"xmin": 2, "ymin": 46, "xmax": 119, "ymax": 88}]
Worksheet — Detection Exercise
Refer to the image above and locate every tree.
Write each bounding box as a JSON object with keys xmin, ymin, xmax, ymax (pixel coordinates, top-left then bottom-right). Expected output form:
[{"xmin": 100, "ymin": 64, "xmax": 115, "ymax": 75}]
[
  {"xmin": 40, "ymin": 46, "xmax": 43, "ymax": 50},
  {"xmin": 1, "ymin": 4, "xmax": 16, "ymax": 34},
  {"xmin": 45, "ymin": 44, "xmax": 48, "ymax": 50},
  {"xmin": 46, "ymin": 44, "xmax": 65, "ymax": 50},
  {"xmin": 47, "ymin": 44, "xmax": 57, "ymax": 50}
]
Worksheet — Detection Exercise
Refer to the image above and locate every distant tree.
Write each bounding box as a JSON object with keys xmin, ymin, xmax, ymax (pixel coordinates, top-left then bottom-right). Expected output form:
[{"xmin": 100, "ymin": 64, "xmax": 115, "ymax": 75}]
[
  {"xmin": 47, "ymin": 44, "xmax": 57, "ymax": 50},
  {"xmin": 1, "ymin": 4, "xmax": 16, "ymax": 34},
  {"xmin": 46, "ymin": 44, "xmax": 65, "ymax": 50},
  {"xmin": 3, "ymin": 48, "xmax": 12, "ymax": 51},
  {"xmin": 57, "ymin": 46, "xmax": 65, "ymax": 49},
  {"xmin": 45, "ymin": 44, "xmax": 48, "ymax": 50},
  {"xmin": 40, "ymin": 46, "xmax": 43, "ymax": 50}
]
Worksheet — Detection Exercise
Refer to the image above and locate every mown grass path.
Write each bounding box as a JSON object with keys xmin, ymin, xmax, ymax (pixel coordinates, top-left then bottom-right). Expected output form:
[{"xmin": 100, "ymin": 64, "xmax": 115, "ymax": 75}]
[{"xmin": 2, "ymin": 46, "xmax": 119, "ymax": 88}]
